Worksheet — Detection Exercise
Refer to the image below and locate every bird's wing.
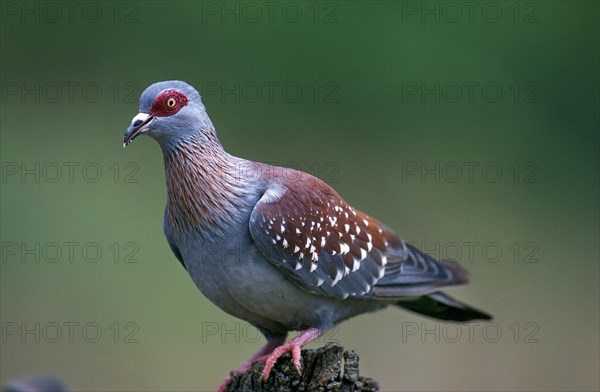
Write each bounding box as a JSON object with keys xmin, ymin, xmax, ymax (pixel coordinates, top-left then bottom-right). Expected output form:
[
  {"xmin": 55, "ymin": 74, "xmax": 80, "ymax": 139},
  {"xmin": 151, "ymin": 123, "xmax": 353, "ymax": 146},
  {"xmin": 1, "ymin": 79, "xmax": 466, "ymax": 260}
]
[{"xmin": 249, "ymin": 173, "xmax": 468, "ymax": 299}]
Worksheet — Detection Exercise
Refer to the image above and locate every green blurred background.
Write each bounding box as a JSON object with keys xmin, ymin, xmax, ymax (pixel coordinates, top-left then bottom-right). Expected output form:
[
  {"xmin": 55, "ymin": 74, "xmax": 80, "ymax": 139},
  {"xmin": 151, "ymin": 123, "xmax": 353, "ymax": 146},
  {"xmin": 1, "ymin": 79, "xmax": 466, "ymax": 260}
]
[{"xmin": 1, "ymin": 1, "xmax": 598, "ymax": 391}]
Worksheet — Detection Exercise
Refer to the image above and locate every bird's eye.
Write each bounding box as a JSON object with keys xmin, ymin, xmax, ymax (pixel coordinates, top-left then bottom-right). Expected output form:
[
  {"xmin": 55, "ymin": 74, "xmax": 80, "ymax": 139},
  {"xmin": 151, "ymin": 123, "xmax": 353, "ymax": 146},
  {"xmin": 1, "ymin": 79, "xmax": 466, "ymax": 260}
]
[{"xmin": 150, "ymin": 90, "xmax": 189, "ymax": 117}]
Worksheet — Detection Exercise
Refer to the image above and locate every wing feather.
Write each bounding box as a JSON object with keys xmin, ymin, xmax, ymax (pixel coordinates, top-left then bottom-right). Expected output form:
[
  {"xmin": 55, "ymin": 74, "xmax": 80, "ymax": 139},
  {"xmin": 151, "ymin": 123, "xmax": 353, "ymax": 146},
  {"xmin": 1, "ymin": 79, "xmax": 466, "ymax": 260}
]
[{"xmin": 249, "ymin": 173, "xmax": 469, "ymax": 300}]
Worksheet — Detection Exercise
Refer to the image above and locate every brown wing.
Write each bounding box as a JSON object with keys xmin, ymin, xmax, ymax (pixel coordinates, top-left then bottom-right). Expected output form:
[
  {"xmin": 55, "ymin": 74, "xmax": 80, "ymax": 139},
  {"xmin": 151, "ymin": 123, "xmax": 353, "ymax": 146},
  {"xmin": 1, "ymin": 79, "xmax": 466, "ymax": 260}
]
[
  {"xmin": 249, "ymin": 168, "xmax": 406, "ymax": 298},
  {"xmin": 249, "ymin": 168, "xmax": 469, "ymax": 299}
]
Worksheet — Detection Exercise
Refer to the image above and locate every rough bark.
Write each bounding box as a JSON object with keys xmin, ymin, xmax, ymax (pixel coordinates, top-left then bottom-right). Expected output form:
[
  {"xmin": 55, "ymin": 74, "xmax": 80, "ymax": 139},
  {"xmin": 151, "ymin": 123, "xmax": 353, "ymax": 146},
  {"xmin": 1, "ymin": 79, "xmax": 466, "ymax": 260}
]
[{"xmin": 227, "ymin": 343, "xmax": 380, "ymax": 392}]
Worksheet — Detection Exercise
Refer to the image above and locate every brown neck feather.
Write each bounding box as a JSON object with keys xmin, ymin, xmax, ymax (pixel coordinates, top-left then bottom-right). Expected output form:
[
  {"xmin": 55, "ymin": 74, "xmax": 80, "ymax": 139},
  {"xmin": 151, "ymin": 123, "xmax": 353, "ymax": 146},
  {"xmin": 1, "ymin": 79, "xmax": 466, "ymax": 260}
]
[{"xmin": 163, "ymin": 129, "xmax": 252, "ymax": 235}]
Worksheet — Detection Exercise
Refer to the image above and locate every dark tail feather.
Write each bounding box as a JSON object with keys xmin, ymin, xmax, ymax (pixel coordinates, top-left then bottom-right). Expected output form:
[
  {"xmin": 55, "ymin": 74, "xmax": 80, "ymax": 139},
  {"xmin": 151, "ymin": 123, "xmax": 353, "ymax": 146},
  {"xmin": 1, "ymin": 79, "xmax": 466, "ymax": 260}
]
[{"xmin": 396, "ymin": 291, "xmax": 492, "ymax": 322}]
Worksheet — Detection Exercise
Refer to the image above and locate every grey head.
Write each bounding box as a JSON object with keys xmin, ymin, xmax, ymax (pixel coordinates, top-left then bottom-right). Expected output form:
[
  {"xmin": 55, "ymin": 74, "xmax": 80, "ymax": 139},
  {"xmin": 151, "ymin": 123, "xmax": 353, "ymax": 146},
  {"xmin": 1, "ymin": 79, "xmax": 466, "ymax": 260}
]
[{"xmin": 123, "ymin": 81, "xmax": 214, "ymax": 150}]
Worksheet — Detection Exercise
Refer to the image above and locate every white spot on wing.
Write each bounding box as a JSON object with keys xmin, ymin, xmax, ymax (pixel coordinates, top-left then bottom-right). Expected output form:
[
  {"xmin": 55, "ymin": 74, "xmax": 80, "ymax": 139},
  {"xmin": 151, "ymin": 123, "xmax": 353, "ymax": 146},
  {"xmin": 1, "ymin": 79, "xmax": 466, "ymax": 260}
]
[
  {"xmin": 366, "ymin": 233, "xmax": 373, "ymax": 251},
  {"xmin": 340, "ymin": 243, "xmax": 350, "ymax": 255},
  {"xmin": 360, "ymin": 248, "xmax": 367, "ymax": 260}
]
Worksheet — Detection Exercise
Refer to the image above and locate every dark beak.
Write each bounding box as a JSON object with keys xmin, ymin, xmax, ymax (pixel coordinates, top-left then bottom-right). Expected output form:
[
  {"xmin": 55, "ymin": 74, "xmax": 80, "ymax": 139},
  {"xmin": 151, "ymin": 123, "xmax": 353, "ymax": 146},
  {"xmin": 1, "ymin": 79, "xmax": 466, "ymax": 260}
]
[{"xmin": 123, "ymin": 113, "xmax": 155, "ymax": 147}]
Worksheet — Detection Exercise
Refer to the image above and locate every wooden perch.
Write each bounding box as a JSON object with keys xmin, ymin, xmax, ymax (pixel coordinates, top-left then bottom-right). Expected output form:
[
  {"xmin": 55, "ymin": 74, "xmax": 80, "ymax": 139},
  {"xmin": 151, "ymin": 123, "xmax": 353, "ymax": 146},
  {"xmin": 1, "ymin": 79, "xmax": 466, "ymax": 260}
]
[{"xmin": 226, "ymin": 343, "xmax": 380, "ymax": 392}]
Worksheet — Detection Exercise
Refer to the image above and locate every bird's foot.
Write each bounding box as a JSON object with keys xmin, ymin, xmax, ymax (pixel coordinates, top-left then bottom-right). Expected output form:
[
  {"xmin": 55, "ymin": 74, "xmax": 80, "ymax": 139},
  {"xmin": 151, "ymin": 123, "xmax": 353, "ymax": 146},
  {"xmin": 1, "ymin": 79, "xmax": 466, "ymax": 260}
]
[{"xmin": 259, "ymin": 327, "xmax": 324, "ymax": 381}]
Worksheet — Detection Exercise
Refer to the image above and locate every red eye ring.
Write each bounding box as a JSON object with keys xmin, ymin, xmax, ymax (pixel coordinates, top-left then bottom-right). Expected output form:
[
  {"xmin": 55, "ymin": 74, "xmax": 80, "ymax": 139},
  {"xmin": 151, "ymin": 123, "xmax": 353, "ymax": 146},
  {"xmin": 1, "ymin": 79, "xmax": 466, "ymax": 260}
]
[{"xmin": 150, "ymin": 90, "xmax": 189, "ymax": 117}]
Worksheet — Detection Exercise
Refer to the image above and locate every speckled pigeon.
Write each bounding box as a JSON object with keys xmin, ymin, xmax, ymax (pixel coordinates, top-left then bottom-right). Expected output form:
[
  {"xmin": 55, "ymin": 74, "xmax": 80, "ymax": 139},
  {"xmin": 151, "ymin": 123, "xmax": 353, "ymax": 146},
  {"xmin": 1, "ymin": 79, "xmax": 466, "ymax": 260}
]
[{"xmin": 123, "ymin": 80, "xmax": 492, "ymax": 391}]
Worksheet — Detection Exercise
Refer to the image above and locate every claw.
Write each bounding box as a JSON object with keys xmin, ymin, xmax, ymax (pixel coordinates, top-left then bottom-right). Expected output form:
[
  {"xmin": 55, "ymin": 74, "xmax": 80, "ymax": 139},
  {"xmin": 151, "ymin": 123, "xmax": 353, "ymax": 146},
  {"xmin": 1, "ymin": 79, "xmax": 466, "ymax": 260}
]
[
  {"xmin": 259, "ymin": 341, "xmax": 302, "ymax": 380},
  {"xmin": 258, "ymin": 328, "xmax": 324, "ymax": 381},
  {"xmin": 291, "ymin": 344, "xmax": 302, "ymax": 374}
]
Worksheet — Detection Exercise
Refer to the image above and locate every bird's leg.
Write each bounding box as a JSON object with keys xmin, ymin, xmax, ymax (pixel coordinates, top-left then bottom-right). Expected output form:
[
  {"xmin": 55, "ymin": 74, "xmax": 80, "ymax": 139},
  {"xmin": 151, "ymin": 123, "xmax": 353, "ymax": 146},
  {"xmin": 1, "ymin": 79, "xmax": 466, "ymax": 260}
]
[
  {"xmin": 215, "ymin": 336, "xmax": 285, "ymax": 392},
  {"xmin": 259, "ymin": 327, "xmax": 325, "ymax": 381}
]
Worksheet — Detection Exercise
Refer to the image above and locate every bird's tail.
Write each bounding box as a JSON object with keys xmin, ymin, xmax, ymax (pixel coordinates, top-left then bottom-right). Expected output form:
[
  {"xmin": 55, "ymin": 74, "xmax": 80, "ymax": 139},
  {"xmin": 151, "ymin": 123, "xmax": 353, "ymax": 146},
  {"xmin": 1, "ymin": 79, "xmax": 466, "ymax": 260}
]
[{"xmin": 396, "ymin": 291, "xmax": 492, "ymax": 322}]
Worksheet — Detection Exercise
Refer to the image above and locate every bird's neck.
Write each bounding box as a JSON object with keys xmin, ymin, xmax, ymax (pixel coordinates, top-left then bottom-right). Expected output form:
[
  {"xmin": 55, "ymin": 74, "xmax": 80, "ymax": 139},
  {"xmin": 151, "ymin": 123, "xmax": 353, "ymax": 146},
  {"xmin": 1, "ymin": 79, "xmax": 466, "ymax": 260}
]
[{"xmin": 162, "ymin": 129, "xmax": 252, "ymax": 236}]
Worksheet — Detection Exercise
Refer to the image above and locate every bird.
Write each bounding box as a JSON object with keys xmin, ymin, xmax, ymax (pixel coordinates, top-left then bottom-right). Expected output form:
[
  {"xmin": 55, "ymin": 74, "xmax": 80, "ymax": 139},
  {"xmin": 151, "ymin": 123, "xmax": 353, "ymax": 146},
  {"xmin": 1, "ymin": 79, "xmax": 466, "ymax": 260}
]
[{"xmin": 123, "ymin": 80, "xmax": 492, "ymax": 391}]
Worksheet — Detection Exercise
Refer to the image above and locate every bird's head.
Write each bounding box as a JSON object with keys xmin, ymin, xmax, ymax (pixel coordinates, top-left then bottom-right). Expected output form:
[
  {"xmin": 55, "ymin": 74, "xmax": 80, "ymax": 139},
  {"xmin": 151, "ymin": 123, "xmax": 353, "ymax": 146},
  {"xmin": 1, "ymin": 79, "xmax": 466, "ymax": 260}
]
[{"xmin": 123, "ymin": 80, "xmax": 213, "ymax": 149}]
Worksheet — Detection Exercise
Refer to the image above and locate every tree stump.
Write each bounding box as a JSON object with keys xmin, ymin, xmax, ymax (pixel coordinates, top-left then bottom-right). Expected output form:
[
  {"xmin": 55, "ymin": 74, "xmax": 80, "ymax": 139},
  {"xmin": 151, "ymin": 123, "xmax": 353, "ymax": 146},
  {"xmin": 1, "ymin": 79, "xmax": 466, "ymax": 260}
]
[{"xmin": 227, "ymin": 343, "xmax": 380, "ymax": 392}]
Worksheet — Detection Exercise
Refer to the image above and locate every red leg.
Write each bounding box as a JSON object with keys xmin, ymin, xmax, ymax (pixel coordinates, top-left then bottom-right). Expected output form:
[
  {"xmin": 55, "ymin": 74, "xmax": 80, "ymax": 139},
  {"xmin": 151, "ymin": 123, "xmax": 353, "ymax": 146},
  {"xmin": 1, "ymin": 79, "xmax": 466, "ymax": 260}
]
[
  {"xmin": 215, "ymin": 337, "xmax": 284, "ymax": 392},
  {"xmin": 259, "ymin": 328, "xmax": 324, "ymax": 381}
]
